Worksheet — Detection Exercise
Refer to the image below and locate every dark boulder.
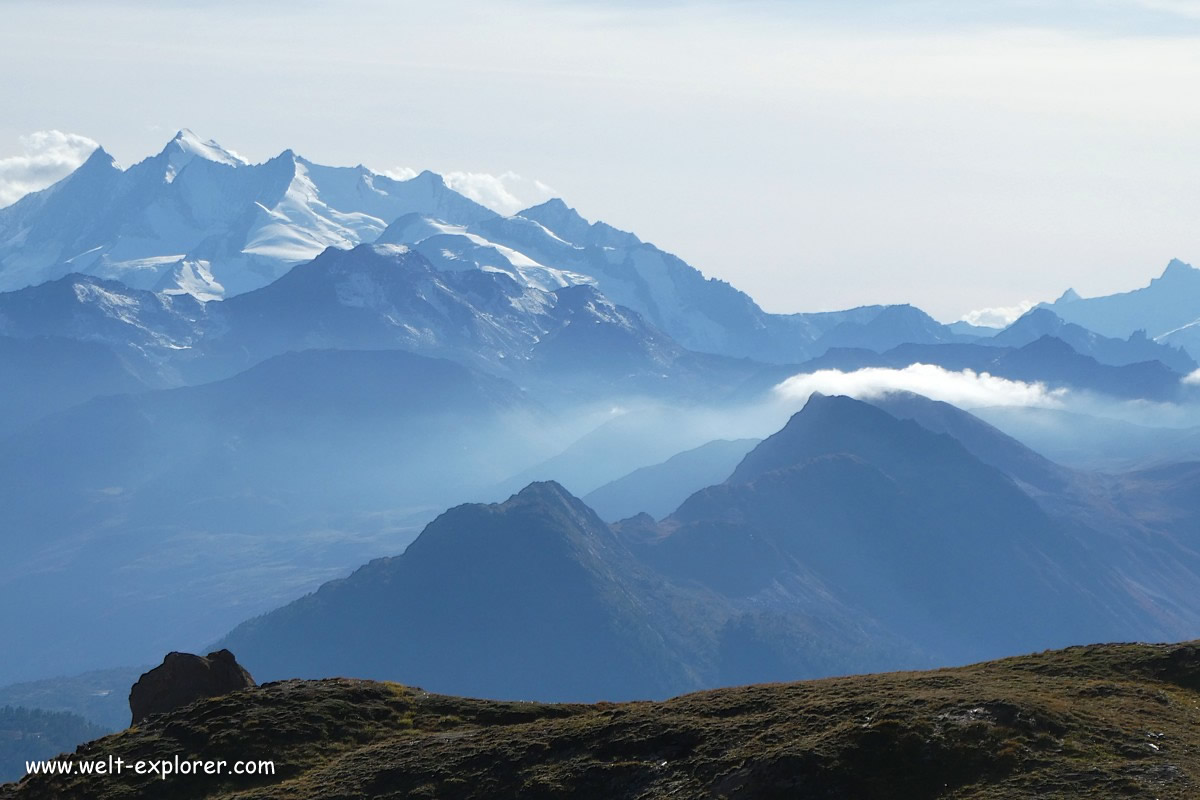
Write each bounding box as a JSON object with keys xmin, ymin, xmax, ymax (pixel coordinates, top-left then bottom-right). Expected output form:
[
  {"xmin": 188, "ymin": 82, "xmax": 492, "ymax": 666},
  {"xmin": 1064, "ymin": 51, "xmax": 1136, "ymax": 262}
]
[{"xmin": 129, "ymin": 649, "xmax": 255, "ymax": 725}]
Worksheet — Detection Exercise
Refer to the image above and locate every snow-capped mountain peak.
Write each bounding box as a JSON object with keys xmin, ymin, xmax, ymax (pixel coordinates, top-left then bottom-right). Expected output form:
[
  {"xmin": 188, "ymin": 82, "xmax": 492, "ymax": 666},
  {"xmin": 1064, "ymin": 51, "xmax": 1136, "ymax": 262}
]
[
  {"xmin": 0, "ymin": 133, "xmax": 497, "ymax": 299},
  {"xmin": 160, "ymin": 129, "xmax": 248, "ymax": 181},
  {"xmin": 0, "ymin": 132, "xmax": 971, "ymax": 365}
]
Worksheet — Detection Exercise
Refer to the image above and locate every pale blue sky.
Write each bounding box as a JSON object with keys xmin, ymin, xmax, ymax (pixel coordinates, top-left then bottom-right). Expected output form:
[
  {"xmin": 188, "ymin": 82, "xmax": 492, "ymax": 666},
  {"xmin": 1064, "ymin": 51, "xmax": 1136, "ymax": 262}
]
[{"xmin": 2, "ymin": 0, "xmax": 1198, "ymax": 320}]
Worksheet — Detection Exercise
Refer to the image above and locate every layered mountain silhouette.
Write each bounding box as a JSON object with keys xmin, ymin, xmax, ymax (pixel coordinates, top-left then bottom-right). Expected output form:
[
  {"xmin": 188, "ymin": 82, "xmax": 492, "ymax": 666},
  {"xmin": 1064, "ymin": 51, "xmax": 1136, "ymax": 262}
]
[
  {"xmin": 583, "ymin": 438, "xmax": 761, "ymax": 522},
  {"xmin": 0, "ymin": 348, "xmax": 559, "ymax": 685},
  {"xmin": 4, "ymin": 130, "xmax": 1200, "ymax": 718},
  {"xmin": 748, "ymin": 334, "xmax": 1187, "ymax": 402},
  {"xmin": 974, "ymin": 405, "xmax": 1200, "ymax": 471},
  {"xmin": 219, "ymin": 392, "xmax": 1200, "ymax": 699},
  {"xmin": 220, "ymin": 478, "xmax": 907, "ymax": 699},
  {"xmin": 0, "ymin": 335, "xmax": 146, "ymax": 437},
  {"xmin": 1041, "ymin": 258, "xmax": 1200, "ymax": 359},
  {"xmin": 0, "ymin": 245, "xmax": 763, "ymax": 409},
  {"xmin": 990, "ymin": 306, "xmax": 1195, "ymax": 373},
  {"xmin": 654, "ymin": 394, "xmax": 1128, "ymax": 661}
]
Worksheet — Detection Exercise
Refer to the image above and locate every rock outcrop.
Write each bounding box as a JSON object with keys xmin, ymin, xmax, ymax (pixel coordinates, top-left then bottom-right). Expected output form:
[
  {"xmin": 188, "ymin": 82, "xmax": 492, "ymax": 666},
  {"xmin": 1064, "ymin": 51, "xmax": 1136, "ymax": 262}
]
[{"xmin": 128, "ymin": 649, "xmax": 254, "ymax": 725}]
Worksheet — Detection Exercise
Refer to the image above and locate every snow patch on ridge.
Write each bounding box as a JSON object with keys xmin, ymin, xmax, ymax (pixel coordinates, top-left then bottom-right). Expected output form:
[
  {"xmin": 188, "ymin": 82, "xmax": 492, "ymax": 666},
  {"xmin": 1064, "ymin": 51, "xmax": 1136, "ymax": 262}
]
[{"xmin": 164, "ymin": 129, "xmax": 247, "ymax": 182}]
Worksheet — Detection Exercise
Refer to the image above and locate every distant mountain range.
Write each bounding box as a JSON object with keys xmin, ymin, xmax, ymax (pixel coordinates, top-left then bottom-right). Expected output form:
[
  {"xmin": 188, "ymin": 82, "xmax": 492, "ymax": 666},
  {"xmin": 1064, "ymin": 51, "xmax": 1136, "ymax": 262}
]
[
  {"xmin": 583, "ymin": 438, "xmax": 761, "ymax": 522},
  {"xmin": 0, "ymin": 130, "xmax": 494, "ymax": 299},
  {"xmin": 735, "ymin": 334, "xmax": 1190, "ymax": 404},
  {"xmin": 1041, "ymin": 258, "xmax": 1200, "ymax": 359},
  {"xmin": 0, "ymin": 130, "xmax": 999, "ymax": 367},
  {"xmin": 0, "ymin": 245, "xmax": 765, "ymax": 405},
  {"xmin": 4, "ymin": 129, "xmax": 1200, "ymax": 710},
  {"xmin": 219, "ymin": 392, "xmax": 1200, "ymax": 700},
  {"xmin": 0, "ymin": 131, "xmax": 1195, "ymax": 418},
  {"xmin": 990, "ymin": 306, "xmax": 1195, "ymax": 373},
  {"xmin": 220, "ymin": 477, "xmax": 911, "ymax": 700}
]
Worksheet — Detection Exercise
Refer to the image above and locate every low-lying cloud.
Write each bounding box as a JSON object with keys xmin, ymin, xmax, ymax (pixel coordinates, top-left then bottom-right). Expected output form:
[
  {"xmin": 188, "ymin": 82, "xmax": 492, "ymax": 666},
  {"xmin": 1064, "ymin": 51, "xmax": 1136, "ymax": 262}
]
[
  {"xmin": 0, "ymin": 131, "xmax": 99, "ymax": 207},
  {"xmin": 959, "ymin": 300, "xmax": 1036, "ymax": 329},
  {"xmin": 774, "ymin": 363, "xmax": 1067, "ymax": 409}
]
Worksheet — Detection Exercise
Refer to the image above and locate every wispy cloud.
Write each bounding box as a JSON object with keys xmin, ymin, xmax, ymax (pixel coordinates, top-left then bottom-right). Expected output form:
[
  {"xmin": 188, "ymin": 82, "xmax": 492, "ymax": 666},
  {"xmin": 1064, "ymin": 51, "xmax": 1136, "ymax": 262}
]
[
  {"xmin": 0, "ymin": 131, "xmax": 99, "ymax": 207},
  {"xmin": 774, "ymin": 364, "xmax": 1066, "ymax": 408},
  {"xmin": 442, "ymin": 171, "xmax": 557, "ymax": 216},
  {"xmin": 376, "ymin": 168, "xmax": 556, "ymax": 216}
]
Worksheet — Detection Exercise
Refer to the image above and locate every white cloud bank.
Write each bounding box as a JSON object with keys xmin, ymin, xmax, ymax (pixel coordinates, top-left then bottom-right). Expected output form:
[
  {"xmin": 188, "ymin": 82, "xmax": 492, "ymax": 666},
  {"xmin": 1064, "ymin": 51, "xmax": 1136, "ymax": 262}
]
[
  {"xmin": 0, "ymin": 131, "xmax": 99, "ymax": 207},
  {"xmin": 774, "ymin": 363, "xmax": 1067, "ymax": 409},
  {"xmin": 1184, "ymin": 368, "xmax": 1200, "ymax": 386},
  {"xmin": 959, "ymin": 300, "xmax": 1036, "ymax": 329}
]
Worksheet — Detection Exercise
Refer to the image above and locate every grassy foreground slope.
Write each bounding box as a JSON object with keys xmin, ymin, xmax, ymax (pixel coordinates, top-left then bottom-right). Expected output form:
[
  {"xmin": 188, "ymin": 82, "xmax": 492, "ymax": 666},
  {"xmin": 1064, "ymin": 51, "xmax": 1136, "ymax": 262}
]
[{"xmin": 4, "ymin": 642, "xmax": 1200, "ymax": 799}]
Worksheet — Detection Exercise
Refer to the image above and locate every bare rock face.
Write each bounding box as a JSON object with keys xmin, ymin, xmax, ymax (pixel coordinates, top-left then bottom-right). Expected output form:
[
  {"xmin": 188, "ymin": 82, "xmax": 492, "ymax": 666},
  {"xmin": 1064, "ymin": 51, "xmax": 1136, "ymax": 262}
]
[{"xmin": 129, "ymin": 649, "xmax": 255, "ymax": 725}]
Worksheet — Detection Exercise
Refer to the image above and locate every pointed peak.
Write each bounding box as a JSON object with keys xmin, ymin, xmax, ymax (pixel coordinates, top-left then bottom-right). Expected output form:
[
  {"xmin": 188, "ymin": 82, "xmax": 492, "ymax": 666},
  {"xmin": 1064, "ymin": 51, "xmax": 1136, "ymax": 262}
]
[
  {"xmin": 519, "ymin": 198, "xmax": 592, "ymax": 242},
  {"xmin": 523, "ymin": 197, "xmax": 582, "ymax": 219},
  {"xmin": 1019, "ymin": 334, "xmax": 1077, "ymax": 356},
  {"xmin": 532, "ymin": 197, "xmax": 571, "ymax": 212},
  {"xmin": 1008, "ymin": 307, "xmax": 1062, "ymax": 328},
  {"xmin": 1054, "ymin": 288, "xmax": 1081, "ymax": 304},
  {"xmin": 261, "ymin": 148, "xmax": 300, "ymax": 177},
  {"xmin": 1160, "ymin": 258, "xmax": 1198, "ymax": 280},
  {"xmin": 162, "ymin": 129, "xmax": 247, "ymax": 167},
  {"xmin": 80, "ymin": 145, "xmax": 119, "ymax": 170},
  {"xmin": 414, "ymin": 169, "xmax": 447, "ymax": 186},
  {"xmin": 511, "ymin": 480, "xmax": 581, "ymax": 507},
  {"xmin": 726, "ymin": 393, "xmax": 911, "ymax": 485},
  {"xmin": 797, "ymin": 391, "xmax": 863, "ymax": 415},
  {"xmin": 500, "ymin": 481, "xmax": 610, "ymax": 535}
]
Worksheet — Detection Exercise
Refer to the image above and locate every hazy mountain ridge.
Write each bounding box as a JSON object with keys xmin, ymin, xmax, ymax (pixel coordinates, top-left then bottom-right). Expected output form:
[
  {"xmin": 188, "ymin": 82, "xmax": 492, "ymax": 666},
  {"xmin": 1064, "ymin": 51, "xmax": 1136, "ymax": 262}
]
[
  {"xmin": 1041, "ymin": 258, "xmax": 1200, "ymax": 359},
  {"xmin": 989, "ymin": 306, "xmax": 1196, "ymax": 372},
  {"xmin": 0, "ymin": 335, "xmax": 147, "ymax": 437},
  {"xmin": 0, "ymin": 668, "xmax": 146, "ymax": 733},
  {"xmin": 583, "ymin": 438, "xmax": 761, "ymax": 522},
  {"xmin": 745, "ymin": 334, "xmax": 1190, "ymax": 403},
  {"xmin": 219, "ymin": 477, "xmax": 907, "ymax": 699},
  {"xmin": 217, "ymin": 393, "xmax": 1200, "ymax": 701},
  {"xmin": 0, "ymin": 244, "xmax": 767, "ymax": 409},
  {"xmin": 0, "ymin": 348, "xmax": 561, "ymax": 685}
]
